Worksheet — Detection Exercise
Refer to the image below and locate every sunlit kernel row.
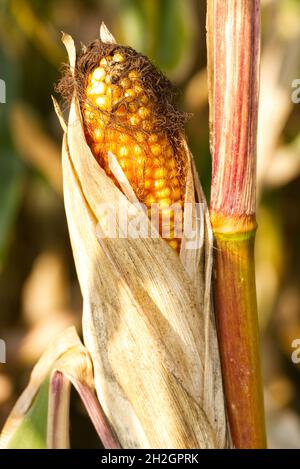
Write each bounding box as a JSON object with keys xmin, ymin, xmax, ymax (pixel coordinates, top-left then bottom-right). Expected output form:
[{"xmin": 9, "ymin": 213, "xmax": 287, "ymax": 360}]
[{"xmin": 84, "ymin": 50, "xmax": 184, "ymax": 251}]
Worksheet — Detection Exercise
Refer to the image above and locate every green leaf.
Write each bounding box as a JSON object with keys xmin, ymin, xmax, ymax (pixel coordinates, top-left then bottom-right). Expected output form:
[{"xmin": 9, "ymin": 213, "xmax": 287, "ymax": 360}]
[{"xmin": 7, "ymin": 378, "xmax": 49, "ymax": 449}]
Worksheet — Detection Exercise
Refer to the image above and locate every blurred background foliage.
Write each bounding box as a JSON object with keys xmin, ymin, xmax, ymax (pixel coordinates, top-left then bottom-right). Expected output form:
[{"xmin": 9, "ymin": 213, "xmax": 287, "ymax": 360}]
[{"xmin": 0, "ymin": 0, "xmax": 300, "ymax": 448}]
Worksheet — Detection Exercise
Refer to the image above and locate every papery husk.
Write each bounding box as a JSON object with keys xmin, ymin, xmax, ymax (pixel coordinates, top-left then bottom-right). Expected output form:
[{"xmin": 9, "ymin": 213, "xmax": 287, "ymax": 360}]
[{"xmin": 56, "ymin": 25, "xmax": 228, "ymax": 449}]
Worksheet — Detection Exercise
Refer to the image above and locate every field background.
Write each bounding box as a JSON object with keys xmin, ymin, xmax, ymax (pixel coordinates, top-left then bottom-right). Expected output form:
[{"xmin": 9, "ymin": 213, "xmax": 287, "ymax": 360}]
[{"xmin": 0, "ymin": 0, "xmax": 300, "ymax": 448}]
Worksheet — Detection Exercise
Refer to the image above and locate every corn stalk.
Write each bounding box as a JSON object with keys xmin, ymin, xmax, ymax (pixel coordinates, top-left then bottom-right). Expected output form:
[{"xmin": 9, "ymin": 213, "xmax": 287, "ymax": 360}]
[{"xmin": 207, "ymin": 1, "xmax": 266, "ymax": 448}]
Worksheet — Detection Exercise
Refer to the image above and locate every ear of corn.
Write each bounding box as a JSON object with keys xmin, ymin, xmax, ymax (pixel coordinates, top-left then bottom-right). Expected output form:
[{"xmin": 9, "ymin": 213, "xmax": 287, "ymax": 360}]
[
  {"xmin": 83, "ymin": 50, "xmax": 185, "ymax": 252},
  {"xmin": 54, "ymin": 28, "xmax": 228, "ymax": 449}
]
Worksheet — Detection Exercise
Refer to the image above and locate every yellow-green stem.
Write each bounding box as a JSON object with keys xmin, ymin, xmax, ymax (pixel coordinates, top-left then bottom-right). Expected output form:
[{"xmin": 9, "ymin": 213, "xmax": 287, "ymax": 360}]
[{"xmin": 212, "ymin": 218, "xmax": 266, "ymax": 448}]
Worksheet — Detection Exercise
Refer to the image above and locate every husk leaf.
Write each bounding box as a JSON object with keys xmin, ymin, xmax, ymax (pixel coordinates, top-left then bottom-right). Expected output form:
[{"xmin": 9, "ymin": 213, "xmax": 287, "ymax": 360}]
[{"xmin": 57, "ymin": 27, "xmax": 228, "ymax": 449}]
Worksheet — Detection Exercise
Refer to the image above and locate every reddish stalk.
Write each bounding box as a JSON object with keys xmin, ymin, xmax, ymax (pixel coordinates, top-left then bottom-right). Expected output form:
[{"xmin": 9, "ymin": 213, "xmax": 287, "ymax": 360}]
[{"xmin": 206, "ymin": 0, "xmax": 266, "ymax": 448}]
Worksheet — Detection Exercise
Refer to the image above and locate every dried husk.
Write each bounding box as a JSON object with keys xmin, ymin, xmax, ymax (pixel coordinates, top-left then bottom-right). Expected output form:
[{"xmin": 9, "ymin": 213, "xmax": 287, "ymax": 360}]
[{"xmin": 56, "ymin": 25, "xmax": 228, "ymax": 449}]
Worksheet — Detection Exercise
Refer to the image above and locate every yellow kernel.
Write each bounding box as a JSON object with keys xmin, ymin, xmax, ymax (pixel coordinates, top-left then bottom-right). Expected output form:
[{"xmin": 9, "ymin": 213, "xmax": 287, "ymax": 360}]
[
  {"xmin": 120, "ymin": 77, "xmax": 131, "ymax": 88},
  {"xmin": 138, "ymin": 107, "xmax": 151, "ymax": 119},
  {"xmin": 125, "ymin": 89, "xmax": 136, "ymax": 99},
  {"xmin": 141, "ymin": 95, "xmax": 149, "ymax": 105},
  {"xmin": 167, "ymin": 159, "xmax": 177, "ymax": 169},
  {"xmin": 134, "ymin": 84, "xmax": 144, "ymax": 94},
  {"xmin": 88, "ymin": 82, "xmax": 107, "ymax": 95},
  {"xmin": 145, "ymin": 194, "xmax": 156, "ymax": 206},
  {"xmin": 151, "ymin": 144, "xmax": 162, "ymax": 156},
  {"xmin": 135, "ymin": 131, "xmax": 145, "ymax": 142},
  {"xmin": 153, "ymin": 167, "xmax": 167, "ymax": 179},
  {"xmin": 158, "ymin": 198, "xmax": 172, "ymax": 208},
  {"xmin": 133, "ymin": 144, "xmax": 142, "ymax": 156},
  {"xmin": 151, "ymin": 158, "xmax": 161, "ymax": 167},
  {"xmin": 92, "ymin": 67, "xmax": 106, "ymax": 81},
  {"xmin": 166, "ymin": 147, "xmax": 174, "ymax": 158},
  {"xmin": 119, "ymin": 133, "xmax": 130, "ymax": 143},
  {"xmin": 113, "ymin": 52, "xmax": 125, "ymax": 63},
  {"xmin": 144, "ymin": 179, "xmax": 152, "ymax": 189},
  {"xmin": 128, "ymin": 70, "xmax": 140, "ymax": 80},
  {"xmin": 100, "ymin": 58, "xmax": 108, "ymax": 66},
  {"xmin": 148, "ymin": 134, "xmax": 158, "ymax": 143},
  {"xmin": 129, "ymin": 115, "xmax": 141, "ymax": 126},
  {"xmin": 135, "ymin": 155, "xmax": 145, "ymax": 166},
  {"xmin": 155, "ymin": 187, "xmax": 171, "ymax": 199},
  {"xmin": 142, "ymin": 120, "xmax": 153, "ymax": 131},
  {"xmin": 153, "ymin": 179, "xmax": 166, "ymax": 190},
  {"xmin": 96, "ymin": 96, "xmax": 110, "ymax": 110},
  {"xmin": 144, "ymin": 167, "xmax": 152, "ymax": 177},
  {"xmin": 93, "ymin": 128, "xmax": 104, "ymax": 143},
  {"xmin": 119, "ymin": 146, "xmax": 129, "ymax": 157}
]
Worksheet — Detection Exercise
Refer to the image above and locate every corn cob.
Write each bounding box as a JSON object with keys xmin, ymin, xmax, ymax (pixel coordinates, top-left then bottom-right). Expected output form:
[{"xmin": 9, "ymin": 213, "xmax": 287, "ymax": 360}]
[{"xmin": 81, "ymin": 47, "xmax": 186, "ymax": 252}]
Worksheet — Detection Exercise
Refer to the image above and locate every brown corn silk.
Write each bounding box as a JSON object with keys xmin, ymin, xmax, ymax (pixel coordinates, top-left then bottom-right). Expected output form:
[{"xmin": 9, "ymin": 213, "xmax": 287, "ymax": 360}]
[{"xmin": 57, "ymin": 40, "xmax": 188, "ymax": 251}]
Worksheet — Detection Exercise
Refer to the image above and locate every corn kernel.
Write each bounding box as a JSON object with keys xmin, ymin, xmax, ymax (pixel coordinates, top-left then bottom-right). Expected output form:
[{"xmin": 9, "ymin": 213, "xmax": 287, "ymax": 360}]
[
  {"xmin": 128, "ymin": 70, "xmax": 140, "ymax": 80},
  {"xmin": 150, "ymin": 144, "xmax": 162, "ymax": 156},
  {"xmin": 125, "ymin": 89, "xmax": 136, "ymax": 99},
  {"xmin": 119, "ymin": 146, "xmax": 129, "ymax": 157},
  {"xmin": 96, "ymin": 96, "xmax": 110, "ymax": 110},
  {"xmin": 129, "ymin": 115, "xmax": 141, "ymax": 126},
  {"xmin": 138, "ymin": 107, "xmax": 151, "ymax": 119},
  {"xmin": 120, "ymin": 77, "xmax": 131, "ymax": 88},
  {"xmin": 92, "ymin": 67, "xmax": 106, "ymax": 81},
  {"xmin": 88, "ymin": 82, "xmax": 107, "ymax": 95},
  {"xmin": 113, "ymin": 52, "xmax": 125, "ymax": 63}
]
